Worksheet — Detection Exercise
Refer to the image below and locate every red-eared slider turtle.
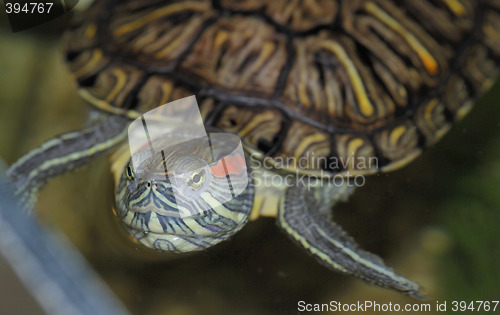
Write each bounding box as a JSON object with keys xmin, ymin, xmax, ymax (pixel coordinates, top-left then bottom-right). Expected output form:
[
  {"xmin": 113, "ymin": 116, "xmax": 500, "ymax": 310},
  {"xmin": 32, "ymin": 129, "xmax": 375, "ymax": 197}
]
[{"xmin": 7, "ymin": 0, "xmax": 500, "ymax": 298}]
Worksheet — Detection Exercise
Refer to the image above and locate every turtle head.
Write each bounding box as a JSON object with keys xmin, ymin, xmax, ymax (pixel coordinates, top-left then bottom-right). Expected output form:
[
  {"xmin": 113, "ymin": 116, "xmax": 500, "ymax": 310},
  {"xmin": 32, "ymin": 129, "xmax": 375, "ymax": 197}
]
[{"xmin": 114, "ymin": 134, "xmax": 254, "ymax": 253}]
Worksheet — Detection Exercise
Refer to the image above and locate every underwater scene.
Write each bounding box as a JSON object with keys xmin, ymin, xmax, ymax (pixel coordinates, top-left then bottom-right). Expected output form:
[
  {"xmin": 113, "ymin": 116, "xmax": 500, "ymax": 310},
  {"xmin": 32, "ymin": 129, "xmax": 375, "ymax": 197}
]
[{"xmin": 0, "ymin": 1, "xmax": 499, "ymax": 314}]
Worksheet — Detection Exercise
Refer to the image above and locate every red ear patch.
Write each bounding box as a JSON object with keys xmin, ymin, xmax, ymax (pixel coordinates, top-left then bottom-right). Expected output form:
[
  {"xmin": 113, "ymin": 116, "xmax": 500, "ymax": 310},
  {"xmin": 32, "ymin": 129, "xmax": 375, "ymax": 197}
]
[{"xmin": 210, "ymin": 154, "xmax": 246, "ymax": 177}]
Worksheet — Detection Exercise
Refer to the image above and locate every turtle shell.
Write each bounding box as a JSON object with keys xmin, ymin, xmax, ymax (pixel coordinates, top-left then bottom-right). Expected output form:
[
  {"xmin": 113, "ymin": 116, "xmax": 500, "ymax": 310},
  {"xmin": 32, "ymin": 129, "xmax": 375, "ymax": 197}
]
[{"xmin": 63, "ymin": 0, "xmax": 500, "ymax": 176}]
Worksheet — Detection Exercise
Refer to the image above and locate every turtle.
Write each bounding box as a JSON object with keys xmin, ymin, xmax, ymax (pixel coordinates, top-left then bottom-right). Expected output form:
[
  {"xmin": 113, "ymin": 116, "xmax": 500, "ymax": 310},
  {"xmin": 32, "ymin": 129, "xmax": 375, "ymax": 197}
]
[{"xmin": 7, "ymin": 0, "xmax": 500, "ymax": 299}]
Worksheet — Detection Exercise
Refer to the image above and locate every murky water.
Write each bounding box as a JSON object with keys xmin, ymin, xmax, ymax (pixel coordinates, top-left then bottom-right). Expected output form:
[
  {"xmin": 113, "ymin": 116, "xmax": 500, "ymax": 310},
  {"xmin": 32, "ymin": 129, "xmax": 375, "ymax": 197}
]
[{"xmin": 1, "ymin": 9, "xmax": 499, "ymax": 315}]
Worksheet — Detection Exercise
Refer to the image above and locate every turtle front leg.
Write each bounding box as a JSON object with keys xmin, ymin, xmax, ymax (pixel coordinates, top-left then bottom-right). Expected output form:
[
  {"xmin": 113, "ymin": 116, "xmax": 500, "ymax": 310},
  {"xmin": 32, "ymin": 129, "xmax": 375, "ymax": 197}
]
[
  {"xmin": 7, "ymin": 115, "xmax": 129, "ymax": 209},
  {"xmin": 277, "ymin": 178, "xmax": 423, "ymax": 299}
]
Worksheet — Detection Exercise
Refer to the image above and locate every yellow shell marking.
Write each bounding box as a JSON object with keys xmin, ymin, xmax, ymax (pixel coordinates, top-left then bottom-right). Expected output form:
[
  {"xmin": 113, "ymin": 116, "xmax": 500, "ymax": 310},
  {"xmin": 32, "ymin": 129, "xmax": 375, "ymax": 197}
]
[
  {"xmin": 484, "ymin": 25, "xmax": 500, "ymax": 44},
  {"xmin": 344, "ymin": 138, "xmax": 365, "ymax": 170},
  {"xmin": 214, "ymin": 30, "xmax": 229, "ymax": 48},
  {"xmin": 389, "ymin": 125, "xmax": 407, "ymax": 146},
  {"xmin": 443, "ymin": 0, "xmax": 466, "ymax": 16},
  {"xmin": 365, "ymin": 2, "xmax": 439, "ymax": 75},
  {"xmin": 297, "ymin": 45, "xmax": 311, "ymax": 108},
  {"xmin": 155, "ymin": 16, "xmax": 207, "ymax": 58},
  {"xmin": 293, "ymin": 133, "xmax": 328, "ymax": 163},
  {"xmin": 113, "ymin": 1, "xmax": 209, "ymax": 36},
  {"xmin": 73, "ymin": 49, "xmax": 103, "ymax": 78},
  {"xmin": 424, "ymin": 99, "xmax": 439, "ymax": 127},
  {"xmin": 240, "ymin": 41, "xmax": 276, "ymax": 83},
  {"xmin": 319, "ymin": 41, "xmax": 374, "ymax": 117},
  {"xmin": 381, "ymin": 149, "xmax": 421, "ymax": 173},
  {"xmin": 158, "ymin": 80, "xmax": 174, "ymax": 106},
  {"xmin": 237, "ymin": 111, "xmax": 275, "ymax": 137},
  {"xmin": 324, "ymin": 71, "xmax": 336, "ymax": 117},
  {"xmin": 105, "ymin": 68, "xmax": 128, "ymax": 103},
  {"xmin": 347, "ymin": 138, "xmax": 364, "ymax": 157},
  {"xmin": 84, "ymin": 24, "xmax": 96, "ymax": 39}
]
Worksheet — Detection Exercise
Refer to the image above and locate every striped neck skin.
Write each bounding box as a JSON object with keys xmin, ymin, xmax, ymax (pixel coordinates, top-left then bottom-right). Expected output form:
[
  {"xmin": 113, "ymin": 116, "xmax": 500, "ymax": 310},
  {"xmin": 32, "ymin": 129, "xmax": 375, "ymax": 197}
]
[{"xmin": 114, "ymin": 135, "xmax": 254, "ymax": 253}]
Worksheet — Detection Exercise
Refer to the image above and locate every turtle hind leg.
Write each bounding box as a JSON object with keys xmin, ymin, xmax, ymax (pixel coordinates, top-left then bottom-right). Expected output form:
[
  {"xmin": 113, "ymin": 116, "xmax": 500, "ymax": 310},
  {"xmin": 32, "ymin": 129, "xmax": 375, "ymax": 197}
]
[
  {"xmin": 277, "ymin": 178, "xmax": 424, "ymax": 299},
  {"xmin": 7, "ymin": 114, "xmax": 129, "ymax": 210}
]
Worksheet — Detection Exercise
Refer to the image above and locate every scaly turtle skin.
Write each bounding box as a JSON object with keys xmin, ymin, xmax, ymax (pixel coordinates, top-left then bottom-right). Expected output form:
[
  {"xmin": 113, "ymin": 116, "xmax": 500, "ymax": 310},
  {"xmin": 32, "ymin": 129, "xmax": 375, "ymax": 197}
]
[{"xmin": 7, "ymin": 0, "xmax": 500, "ymax": 298}]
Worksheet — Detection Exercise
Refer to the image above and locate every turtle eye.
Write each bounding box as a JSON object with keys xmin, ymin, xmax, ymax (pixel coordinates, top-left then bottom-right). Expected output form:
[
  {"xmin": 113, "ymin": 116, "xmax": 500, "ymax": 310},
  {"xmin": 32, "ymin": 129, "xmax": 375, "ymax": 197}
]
[
  {"xmin": 126, "ymin": 164, "xmax": 135, "ymax": 182},
  {"xmin": 187, "ymin": 169, "xmax": 206, "ymax": 190},
  {"xmin": 192, "ymin": 173, "xmax": 201, "ymax": 183}
]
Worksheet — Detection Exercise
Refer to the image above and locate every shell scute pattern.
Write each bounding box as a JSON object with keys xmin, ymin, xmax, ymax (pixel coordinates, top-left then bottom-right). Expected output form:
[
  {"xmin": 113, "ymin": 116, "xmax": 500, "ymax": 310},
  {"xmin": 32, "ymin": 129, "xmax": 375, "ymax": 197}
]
[
  {"xmin": 181, "ymin": 15, "xmax": 288, "ymax": 96},
  {"xmin": 63, "ymin": 0, "xmax": 500, "ymax": 175}
]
